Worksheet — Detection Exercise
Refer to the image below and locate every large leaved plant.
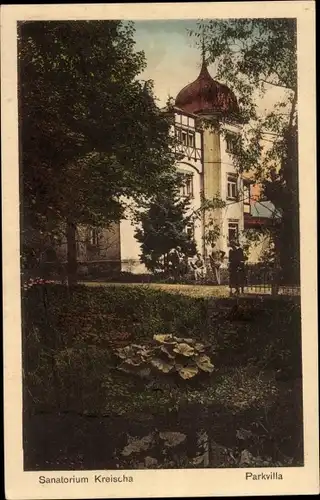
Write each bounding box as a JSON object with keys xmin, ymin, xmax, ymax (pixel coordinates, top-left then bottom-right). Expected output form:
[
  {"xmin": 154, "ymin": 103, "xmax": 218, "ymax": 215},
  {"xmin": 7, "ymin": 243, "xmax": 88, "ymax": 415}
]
[{"xmin": 115, "ymin": 334, "xmax": 214, "ymax": 381}]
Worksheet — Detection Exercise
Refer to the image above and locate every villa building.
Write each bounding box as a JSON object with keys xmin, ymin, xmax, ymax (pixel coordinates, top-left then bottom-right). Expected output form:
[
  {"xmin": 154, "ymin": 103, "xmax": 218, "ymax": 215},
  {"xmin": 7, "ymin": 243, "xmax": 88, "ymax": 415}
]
[{"xmin": 53, "ymin": 59, "xmax": 278, "ymax": 276}]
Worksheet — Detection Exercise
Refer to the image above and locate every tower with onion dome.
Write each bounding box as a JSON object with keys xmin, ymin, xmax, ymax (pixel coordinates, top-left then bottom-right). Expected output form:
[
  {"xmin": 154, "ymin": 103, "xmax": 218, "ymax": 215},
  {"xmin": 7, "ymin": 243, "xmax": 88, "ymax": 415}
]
[
  {"xmin": 172, "ymin": 53, "xmax": 248, "ymax": 260},
  {"xmin": 114, "ymin": 56, "xmax": 261, "ymax": 274}
]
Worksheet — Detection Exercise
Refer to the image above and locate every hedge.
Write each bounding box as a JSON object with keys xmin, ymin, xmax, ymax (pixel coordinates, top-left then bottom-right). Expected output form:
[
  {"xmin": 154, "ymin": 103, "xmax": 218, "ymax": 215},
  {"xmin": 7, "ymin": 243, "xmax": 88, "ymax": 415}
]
[
  {"xmin": 22, "ymin": 284, "xmax": 209, "ymax": 349},
  {"xmin": 22, "ymin": 284, "xmax": 301, "ymax": 370}
]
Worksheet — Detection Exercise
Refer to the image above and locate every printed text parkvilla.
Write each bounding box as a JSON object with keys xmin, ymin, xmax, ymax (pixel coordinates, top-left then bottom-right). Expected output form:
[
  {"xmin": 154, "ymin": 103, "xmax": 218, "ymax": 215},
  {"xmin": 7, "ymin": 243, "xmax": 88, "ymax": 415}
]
[
  {"xmin": 39, "ymin": 474, "xmax": 134, "ymax": 484},
  {"xmin": 246, "ymin": 472, "xmax": 283, "ymax": 480}
]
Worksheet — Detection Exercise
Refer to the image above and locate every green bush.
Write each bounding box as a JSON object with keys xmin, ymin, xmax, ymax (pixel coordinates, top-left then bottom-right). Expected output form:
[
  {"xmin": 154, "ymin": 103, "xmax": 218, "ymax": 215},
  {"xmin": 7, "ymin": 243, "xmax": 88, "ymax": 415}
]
[
  {"xmin": 115, "ymin": 334, "xmax": 214, "ymax": 381},
  {"xmin": 24, "ymin": 343, "xmax": 114, "ymax": 411},
  {"xmin": 208, "ymin": 298, "xmax": 302, "ymax": 375},
  {"xmin": 22, "ymin": 284, "xmax": 209, "ymax": 349}
]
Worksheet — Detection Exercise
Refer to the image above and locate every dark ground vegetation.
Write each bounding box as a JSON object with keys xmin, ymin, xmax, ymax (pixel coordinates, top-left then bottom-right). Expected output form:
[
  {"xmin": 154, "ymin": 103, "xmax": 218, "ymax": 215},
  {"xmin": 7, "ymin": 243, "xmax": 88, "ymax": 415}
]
[{"xmin": 23, "ymin": 284, "xmax": 303, "ymax": 470}]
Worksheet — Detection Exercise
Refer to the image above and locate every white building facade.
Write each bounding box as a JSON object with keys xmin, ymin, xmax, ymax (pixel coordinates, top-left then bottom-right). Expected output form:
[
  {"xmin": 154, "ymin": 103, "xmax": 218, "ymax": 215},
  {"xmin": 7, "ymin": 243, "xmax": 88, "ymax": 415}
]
[{"xmin": 119, "ymin": 59, "xmax": 254, "ymax": 273}]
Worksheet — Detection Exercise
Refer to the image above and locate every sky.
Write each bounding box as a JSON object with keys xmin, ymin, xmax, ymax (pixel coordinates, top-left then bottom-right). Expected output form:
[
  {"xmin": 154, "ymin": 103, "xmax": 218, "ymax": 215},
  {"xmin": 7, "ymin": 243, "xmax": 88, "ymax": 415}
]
[
  {"xmin": 133, "ymin": 20, "xmax": 210, "ymax": 107},
  {"xmin": 132, "ymin": 20, "xmax": 287, "ymax": 115}
]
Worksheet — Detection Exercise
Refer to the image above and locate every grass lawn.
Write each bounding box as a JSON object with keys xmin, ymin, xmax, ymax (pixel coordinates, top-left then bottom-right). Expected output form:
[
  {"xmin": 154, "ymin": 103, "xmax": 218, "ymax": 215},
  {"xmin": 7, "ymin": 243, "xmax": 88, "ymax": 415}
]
[{"xmin": 80, "ymin": 281, "xmax": 230, "ymax": 298}]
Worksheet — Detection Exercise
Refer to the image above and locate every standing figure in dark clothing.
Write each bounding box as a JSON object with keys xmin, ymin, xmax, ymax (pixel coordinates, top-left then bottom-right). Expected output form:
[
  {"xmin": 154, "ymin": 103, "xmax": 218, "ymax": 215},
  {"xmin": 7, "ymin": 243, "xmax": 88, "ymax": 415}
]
[
  {"xmin": 169, "ymin": 248, "xmax": 180, "ymax": 280},
  {"xmin": 235, "ymin": 244, "xmax": 246, "ymax": 294},
  {"xmin": 229, "ymin": 242, "xmax": 239, "ymax": 295}
]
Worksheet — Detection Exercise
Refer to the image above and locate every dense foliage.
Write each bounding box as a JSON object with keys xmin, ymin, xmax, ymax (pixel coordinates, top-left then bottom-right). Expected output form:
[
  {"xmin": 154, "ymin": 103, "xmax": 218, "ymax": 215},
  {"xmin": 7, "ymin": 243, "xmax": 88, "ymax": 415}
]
[
  {"xmin": 191, "ymin": 19, "xmax": 299, "ymax": 283},
  {"xmin": 19, "ymin": 21, "xmax": 177, "ymax": 283},
  {"xmin": 134, "ymin": 190, "xmax": 197, "ymax": 274}
]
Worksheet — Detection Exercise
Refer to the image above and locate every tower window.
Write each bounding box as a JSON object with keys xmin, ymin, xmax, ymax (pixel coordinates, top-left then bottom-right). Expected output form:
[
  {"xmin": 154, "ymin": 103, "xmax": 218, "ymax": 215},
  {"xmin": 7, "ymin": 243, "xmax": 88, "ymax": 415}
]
[
  {"xmin": 227, "ymin": 175, "xmax": 238, "ymax": 199},
  {"xmin": 188, "ymin": 132, "xmax": 195, "ymax": 147},
  {"xmin": 181, "ymin": 131, "xmax": 187, "ymax": 145},
  {"xmin": 176, "ymin": 127, "xmax": 195, "ymax": 147},
  {"xmin": 226, "ymin": 133, "xmax": 237, "ymax": 154}
]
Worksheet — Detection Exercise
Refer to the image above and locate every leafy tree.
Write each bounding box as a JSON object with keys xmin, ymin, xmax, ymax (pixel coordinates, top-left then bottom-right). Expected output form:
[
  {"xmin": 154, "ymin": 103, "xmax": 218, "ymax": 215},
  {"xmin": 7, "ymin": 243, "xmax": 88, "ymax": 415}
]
[
  {"xmin": 191, "ymin": 19, "xmax": 299, "ymax": 283},
  {"xmin": 135, "ymin": 186, "xmax": 226, "ymax": 276},
  {"xmin": 18, "ymin": 20, "xmax": 177, "ymax": 284},
  {"xmin": 134, "ymin": 189, "xmax": 197, "ymax": 275}
]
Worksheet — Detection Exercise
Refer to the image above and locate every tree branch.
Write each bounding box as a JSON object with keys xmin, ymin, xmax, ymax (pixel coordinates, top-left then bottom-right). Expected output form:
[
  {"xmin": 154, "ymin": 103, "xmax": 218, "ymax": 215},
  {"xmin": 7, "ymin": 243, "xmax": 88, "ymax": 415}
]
[{"xmin": 259, "ymin": 79, "xmax": 294, "ymax": 92}]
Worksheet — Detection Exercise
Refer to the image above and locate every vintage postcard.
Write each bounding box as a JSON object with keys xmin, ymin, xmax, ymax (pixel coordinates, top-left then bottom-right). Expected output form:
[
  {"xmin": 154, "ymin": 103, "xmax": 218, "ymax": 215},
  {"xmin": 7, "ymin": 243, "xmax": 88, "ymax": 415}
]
[{"xmin": 2, "ymin": 1, "xmax": 318, "ymax": 498}]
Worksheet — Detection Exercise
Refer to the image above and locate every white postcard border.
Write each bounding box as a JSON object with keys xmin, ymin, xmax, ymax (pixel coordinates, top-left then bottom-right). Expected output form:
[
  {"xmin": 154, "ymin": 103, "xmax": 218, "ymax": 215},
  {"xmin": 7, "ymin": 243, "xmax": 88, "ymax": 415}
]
[{"xmin": 2, "ymin": 2, "xmax": 318, "ymax": 498}]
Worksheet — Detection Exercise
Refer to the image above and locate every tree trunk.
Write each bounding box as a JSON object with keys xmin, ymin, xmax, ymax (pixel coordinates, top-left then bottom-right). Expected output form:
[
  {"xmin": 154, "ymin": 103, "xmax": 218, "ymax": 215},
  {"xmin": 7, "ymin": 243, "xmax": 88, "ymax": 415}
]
[
  {"xmin": 66, "ymin": 219, "xmax": 78, "ymax": 286},
  {"xmin": 280, "ymin": 118, "xmax": 299, "ymax": 285},
  {"xmin": 282, "ymin": 94, "xmax": 300, "ymax": 284},
  {"xmin": 267, "ymin": 92, "xmax": 300, "ymax": 286},
  {"xmin": 272, "ymin": 230, "xmax": 281, "ymax": 294}
]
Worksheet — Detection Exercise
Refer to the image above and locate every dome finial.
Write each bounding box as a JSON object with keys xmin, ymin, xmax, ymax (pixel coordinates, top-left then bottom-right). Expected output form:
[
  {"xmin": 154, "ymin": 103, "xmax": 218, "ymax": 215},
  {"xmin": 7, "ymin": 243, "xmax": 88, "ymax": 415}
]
[
  {"xmin": 200, "ymin": 29, "xmax": 209, "ymax": 75},
  {"xmin": 201, "ymin": 32, "xmax": 205, "ymax": 63}
]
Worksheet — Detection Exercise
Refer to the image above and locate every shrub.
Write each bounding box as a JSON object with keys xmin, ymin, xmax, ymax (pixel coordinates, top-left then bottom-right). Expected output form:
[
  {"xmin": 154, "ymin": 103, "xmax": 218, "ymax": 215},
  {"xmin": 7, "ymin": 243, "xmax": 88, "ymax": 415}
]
[
  {"xmin": 208, "ymin": 297, "xmax": 302, "ymax": 375},
  {"xmin": 22, "ymin": 284, "xmax": 209, "ymax": 348},
  {"xmin": 115, "ymin": 334, "xmax": 214, "ymax": 381},
  {"xmin": 24, "ymin": 344, "xmax": 114, "ymax": 411}
]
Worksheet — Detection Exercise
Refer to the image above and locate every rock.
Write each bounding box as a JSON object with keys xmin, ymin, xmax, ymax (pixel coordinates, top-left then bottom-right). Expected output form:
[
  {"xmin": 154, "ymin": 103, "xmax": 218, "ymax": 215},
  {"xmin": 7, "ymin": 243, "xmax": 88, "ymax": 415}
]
[
  {"xmin": 192, "ymin": 454, "xmax": 206, "ymax": 466},
  {"xmin": 239, "ymin": 449, "xmax": 254, "ymax": 466},
  {"xmin": 144, "ymin": 456, "xmax": 158, "ymax": 468},
  {"xmin": 196, "ymin": 429, "xmax": 209, "ymax": 445},
  {"xmin": 239, "ymin": 449, "xmax": 270, "ymax": 467},
  {"xmin": 121, "ymin": 433, "xmax": 154, "ymax": 456},
  {"xmin": 210, "ymin": 440, "xmax": 230, "ymax": 467},
  {"xmin": 159, "ymin": 431, "xmax": 186, "ymax": 447},
  {"xmin": 236, "ymin": 428, "xmax": 254, "ymax": 440}
]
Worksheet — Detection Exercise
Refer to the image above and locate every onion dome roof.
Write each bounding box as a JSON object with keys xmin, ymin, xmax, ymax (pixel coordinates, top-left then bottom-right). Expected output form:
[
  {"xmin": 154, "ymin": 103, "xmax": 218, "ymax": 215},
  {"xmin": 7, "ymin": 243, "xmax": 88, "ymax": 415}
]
[{"xmin": 175, "ymin": 60, "xmax": 239, "ymax": 116}]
